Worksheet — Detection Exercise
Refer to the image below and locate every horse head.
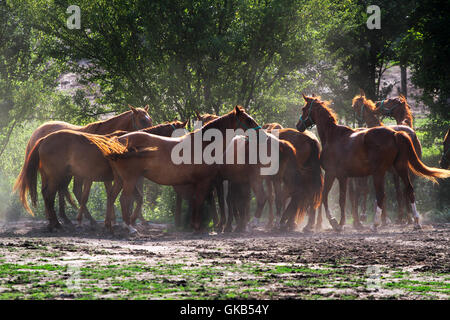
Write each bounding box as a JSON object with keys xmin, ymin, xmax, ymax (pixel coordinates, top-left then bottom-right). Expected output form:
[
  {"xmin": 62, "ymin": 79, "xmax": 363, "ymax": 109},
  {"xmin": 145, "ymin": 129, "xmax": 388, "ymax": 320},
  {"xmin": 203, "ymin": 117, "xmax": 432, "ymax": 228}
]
[{"xmin": 128, "ymin": 104, "xmax": 153, "ymax": 129}]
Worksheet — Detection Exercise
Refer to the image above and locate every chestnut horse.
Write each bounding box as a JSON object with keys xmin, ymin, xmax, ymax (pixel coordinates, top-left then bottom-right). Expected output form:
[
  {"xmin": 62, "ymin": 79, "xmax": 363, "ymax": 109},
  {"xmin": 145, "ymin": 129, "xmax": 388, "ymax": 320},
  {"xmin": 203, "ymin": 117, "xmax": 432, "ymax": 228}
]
[
  {"xmin": 13, "ymin": 121, "xmax": 186, "ymax": 231},
  {"xmin": 296, "ymin": 94, "xmax": 450, "ymax": 231},
  {"xmin": 352, "ymin": 93, "xmax": 423, "ymax": 224},
  {"xmin": 375, "ymin": 95, "xmax": 413, "ymax": 127},
  {"xmin": 22, "ymin": 105, "xmax": 153, "ymax": 225},
  {"xmin": 441, "ymin": 128, "xmax": 450, "ymax": 169},
  {"xmin": 87, "ymin": 106, "xmax": 262, "ymax": 232}
]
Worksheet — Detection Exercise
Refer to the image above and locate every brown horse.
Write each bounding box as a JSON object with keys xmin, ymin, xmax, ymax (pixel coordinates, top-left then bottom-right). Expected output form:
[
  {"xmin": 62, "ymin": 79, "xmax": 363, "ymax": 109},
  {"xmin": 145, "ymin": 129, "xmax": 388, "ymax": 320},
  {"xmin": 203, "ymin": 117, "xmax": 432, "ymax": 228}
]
[
  {"xmin": 441, "ymin": 128, "xmax": 450, "ymax": 169},
  {"xmin": 268, "ymin": 129, "xmax": 323, "ymax": 232},
  {"xmin": 13, "ymin": 121, "xmax": 186, "ymax": 231},
  {"xmin": 176, "ymin": 112, "xmax": 226, "ymax": 231},
  {"xmin": 296, "ymin": 94, "xmax": 450, "ymax": 231},
  {"xmin": 375, "ymin": 95, "xmax": 413, "ymax": 127},
  {"xmin": 22, "ymin": 105, "xmax": 153, "ymax": 225},
  {"xmin": 195, "ymin": 111, "xmax": 220, "ymax": 126},
  {"xmin": 87, "ymin": 106, "xmax": 262, "ymax": 232},
  {"xmin": 352, "ymin": 93, "xmax": 423, "ymax": 224}
]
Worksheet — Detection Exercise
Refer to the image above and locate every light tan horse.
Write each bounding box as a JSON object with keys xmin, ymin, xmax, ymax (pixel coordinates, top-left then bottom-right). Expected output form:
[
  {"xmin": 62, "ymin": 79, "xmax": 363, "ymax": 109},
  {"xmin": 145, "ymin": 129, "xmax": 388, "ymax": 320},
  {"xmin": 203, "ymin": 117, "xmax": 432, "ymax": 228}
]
[
  {"xmin": 87, "ymin": 106, "xmax": 262, "ymax": 232},
  {"xmin": 23, "ymin": 105, "xmax": 153, "ymax": 225}
]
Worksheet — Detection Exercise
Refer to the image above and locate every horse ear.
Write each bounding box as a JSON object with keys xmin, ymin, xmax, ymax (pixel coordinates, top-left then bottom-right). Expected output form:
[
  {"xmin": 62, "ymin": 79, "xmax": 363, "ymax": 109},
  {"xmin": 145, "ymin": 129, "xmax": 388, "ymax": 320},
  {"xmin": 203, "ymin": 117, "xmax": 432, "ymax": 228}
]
[
  {"xmin": 302, "ymin": 93, "xmax": 308, "ymax": 101},
  {"xmin": 182, "ymin": 119, "xmax": 188, "ymax": 127},
  {"xmin": 234, "ymin": 105, "xmax": 242, "ymax": 115},
  {"xmin": 128, "ymin": 104, "xmax": 137, "ymax": 112},
  {"xmin": 359, "ymin": 88, "xmax": 365, "ymax": 97},
  {"xmin": 195, "ymin": 110, "xmax": 201, "ymax": 119},
  {"xmin": 312, "ymin": 93, "xmax": 316, "ymax": 97},
  {"xmin": 144, "ymin": 105, "xmax": 149, "ymax": 112}
]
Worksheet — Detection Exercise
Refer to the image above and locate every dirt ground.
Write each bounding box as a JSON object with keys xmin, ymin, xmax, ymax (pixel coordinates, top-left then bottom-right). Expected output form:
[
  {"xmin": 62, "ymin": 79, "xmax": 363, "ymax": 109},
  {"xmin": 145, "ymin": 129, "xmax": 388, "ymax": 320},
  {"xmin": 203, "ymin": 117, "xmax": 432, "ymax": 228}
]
[{"xmin": 0, "ymin": 219, "xmax": 448, "ymax": 300}]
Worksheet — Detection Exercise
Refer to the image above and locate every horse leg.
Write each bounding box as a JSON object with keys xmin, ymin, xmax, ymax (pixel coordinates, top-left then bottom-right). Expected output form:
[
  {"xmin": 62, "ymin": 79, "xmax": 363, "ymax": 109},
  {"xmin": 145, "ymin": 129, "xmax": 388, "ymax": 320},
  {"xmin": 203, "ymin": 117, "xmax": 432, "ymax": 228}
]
[
  {"xmin": 42, "ymin": 179, "xmax": 61, "ymax": 231},
  {"xmin": 119, "ymin": 178, "xmax": 139, "ymax": 234},
  {"xmin": 360, "ymin": 177, "xmax": 368, "ymax": 222},
  {"xmin": 303, "ymin": 206, "xmax": 316, "ymax": 233},
  {"xmin": 349, "ymin": 179, "xmax": 363, "ymax": 230},
  {"xmin": 315, "ymin": 205, "xmax": 323, "ymax": 231},
  {"xmin": 131, "ymin": 177, "xmax": 147, "ymax": 226},
  {"xmin": 274, "ymin": 180, "xmax": 284, "ymax": 222},
  {"xmin": 322, "ymin": 173, "xmax": 339, "ymax": 230},
  {"xmin": 251, "ymin": 179, "xmax": 267, "ymax": 225},
  {"xmin": 224, "ymin": 182, "xmax": 234, "ymax": 233},
  {"xmin": 265, "ymin": 179, "xmax": 275, "ymax": 229},
  {"xmin": 191, "ymin": 180, "xmax": 212, "ymax": 233},
  {"xmin": 214, "ymin": 180, "xmax": 225, "ymax": 231},
  {"xmin": 395, "ymin": 167, "xmax": 421, "ymax": 230},
  {"xmin": 174, "ymin": 191, "xmax": 182, "ymax": 229},
  {"xmin": 76, "ymin": 180, "xmax": 96, "ymax": 228},
  {"xmin": 58, "ymin": 185, "xmax": 73, "ymax": 226},
  {"xmin": 371, "ymin": 172, "xmax": 386, "ymax": 232},
  {"xmin": 104, "ymin": 180, "xmax": 121, "ymax": 231},
  {"xmin": 392, "ymin": 172, "xmax": 405, "ymax": 225},
  {"xmin": 72, "ymin": 176, "xmax": 83, "ymax": 205},
  {"xmin": 337, "ymin": 177, "xmax": 348, "ymax": 231}
]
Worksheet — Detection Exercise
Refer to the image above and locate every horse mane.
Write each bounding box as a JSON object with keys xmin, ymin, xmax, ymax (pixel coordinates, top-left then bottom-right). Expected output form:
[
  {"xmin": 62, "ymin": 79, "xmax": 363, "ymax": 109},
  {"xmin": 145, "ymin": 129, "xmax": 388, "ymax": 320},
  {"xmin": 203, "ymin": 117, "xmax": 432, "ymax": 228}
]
[
  {"xmin": 352, "ymin": 95, "xmax": 377, "ymax": 111},
  {"xmin": 315, "ymin": 99, "xmax": 338, "ymax": 125},
  {"xmin": 82, "ymin": 110, "xmax": 131, "ymax": 132},
  {"xmin": 398, "ymin": 95, "xmax": 413, "ymax": 126},
  {"xmin": 143, "ymin": 120, "xmax": 181, "ymax": 131}
]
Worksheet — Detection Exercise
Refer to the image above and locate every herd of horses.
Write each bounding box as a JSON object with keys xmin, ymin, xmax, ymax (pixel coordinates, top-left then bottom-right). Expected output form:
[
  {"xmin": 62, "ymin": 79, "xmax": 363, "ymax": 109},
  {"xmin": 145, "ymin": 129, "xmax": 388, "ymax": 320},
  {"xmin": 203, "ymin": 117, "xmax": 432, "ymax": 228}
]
[{"xmin": 13, "ymin": 93, "xmax": 450, "ymax": 234}]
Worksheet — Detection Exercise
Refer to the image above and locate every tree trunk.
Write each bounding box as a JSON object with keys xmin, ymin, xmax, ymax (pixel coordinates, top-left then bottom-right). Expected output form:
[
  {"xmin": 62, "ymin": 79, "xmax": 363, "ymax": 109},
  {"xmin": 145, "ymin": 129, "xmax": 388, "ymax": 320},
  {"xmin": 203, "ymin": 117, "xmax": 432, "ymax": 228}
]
[{"xmin": 400, "ymin": 64, "xmax": 407, "ymax": 98}]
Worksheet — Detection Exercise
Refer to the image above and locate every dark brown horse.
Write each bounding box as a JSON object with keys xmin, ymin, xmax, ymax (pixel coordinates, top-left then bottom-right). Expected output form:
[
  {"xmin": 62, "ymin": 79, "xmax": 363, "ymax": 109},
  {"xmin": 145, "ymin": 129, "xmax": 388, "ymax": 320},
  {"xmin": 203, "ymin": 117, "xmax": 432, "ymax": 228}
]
[
  {"xmin": 375, "ymin": 95, "xmax": 413, "ymax": 128},
  {"xmin": 296, "ymin": 94, "xmax": 450, "ymax": 231},
  {"xmin": 87, "ymin": 106, "xmax": 262, "ymax": 232},
  {"xmin": 13, "ymin": 121, "xmax": 186, "ymax": 231},
  {"xmin": 22, "ymin": 105, "xmax": 153, "ymax": 225},
  {"xmin": 441, "ymin": 128, "xmax": 450, "ymax": 169},
  {"xmin": 269, "ymin": 129, "xmax": 323, "ymax": 232},
  {"xmin": 352, "ymin": 93, "xmax": 423, "ymax": 224}
]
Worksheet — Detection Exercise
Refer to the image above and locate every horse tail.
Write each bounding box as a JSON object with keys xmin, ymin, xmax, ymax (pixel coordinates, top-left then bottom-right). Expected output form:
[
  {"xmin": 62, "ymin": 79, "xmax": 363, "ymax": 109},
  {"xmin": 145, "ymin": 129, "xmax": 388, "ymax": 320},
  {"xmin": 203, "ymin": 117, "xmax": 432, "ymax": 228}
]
[
  {"xmin": 395, "ymin": 131, "xmax": 450, "ymax": 183},
  {"xmin": 13, "ymin": 138, "xmax": 44, "ymax": 215},
  {"xmin": 106, "ymin": 146, "xmax": 159, "ymax": 160},
  {"xmin": 83, "ymin": 135, "xmax": 128, "ymax": 157},
  {"xmin": 84, "ymin": 134, "xmax": 157, "ymax": 160},
  {"xmin": 303, "ymin": 138, "xmax": 324, "ymax": 209}
]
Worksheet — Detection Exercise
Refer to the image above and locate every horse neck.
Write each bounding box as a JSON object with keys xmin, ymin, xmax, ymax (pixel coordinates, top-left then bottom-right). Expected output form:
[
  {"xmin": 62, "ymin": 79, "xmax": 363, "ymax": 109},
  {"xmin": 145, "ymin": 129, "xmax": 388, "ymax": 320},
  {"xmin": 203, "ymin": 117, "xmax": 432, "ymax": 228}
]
[
  {"xmin": 82, "ymin": 111, "xmax": 133, "ymax": 134},
  {"xmin": 363, "ymin": 104, "xmax": 382, "ymax": 127},
  {"xmin": 199, "ymin": 114, "xmax": 234, "ymax": 136},
  {"xmin": 314, "ymin": 108, "xmax": 339, "ymax": 146},
  {"xmin": 143, "ymin": 124, "xmax": 174, "ymax": 137}
]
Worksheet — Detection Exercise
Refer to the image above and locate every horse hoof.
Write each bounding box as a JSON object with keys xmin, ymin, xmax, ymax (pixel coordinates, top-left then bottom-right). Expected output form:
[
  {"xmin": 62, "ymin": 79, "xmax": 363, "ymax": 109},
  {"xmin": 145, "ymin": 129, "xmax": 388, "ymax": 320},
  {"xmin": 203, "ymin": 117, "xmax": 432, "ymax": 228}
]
[
  {"xmin": 127, "ymin": 225, "xmax": 138, "ymax": 235},
  {"xmin": 329, "ymin": 218, "xmax": 340, "ymax": 231},
  {"xmin": 303, "ymin": 226, "xmax": 314, "ymax": 234},
  {"xmin": 370, "ymin": 225, "xmax": 378, "ymax": 233},
  {"xmin": 353, "ymin": 222, "xmax": 364, "ymax": 231},
  {"xmin": 413, "ymin": 224, "xmax": 422, "ymax": 231}
]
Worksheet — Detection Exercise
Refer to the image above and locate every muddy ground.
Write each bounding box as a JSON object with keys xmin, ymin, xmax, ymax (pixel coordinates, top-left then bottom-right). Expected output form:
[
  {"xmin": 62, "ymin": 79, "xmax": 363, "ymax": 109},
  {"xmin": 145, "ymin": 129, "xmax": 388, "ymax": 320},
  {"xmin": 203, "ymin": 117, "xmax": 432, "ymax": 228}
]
[{"xmin": 0, "ymin": 219, "xmax": 448, "ymax": 300}]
